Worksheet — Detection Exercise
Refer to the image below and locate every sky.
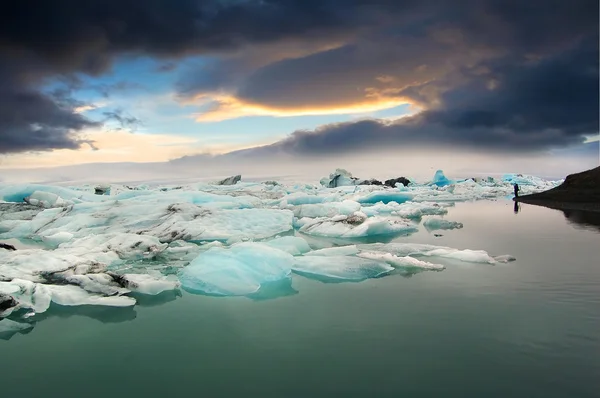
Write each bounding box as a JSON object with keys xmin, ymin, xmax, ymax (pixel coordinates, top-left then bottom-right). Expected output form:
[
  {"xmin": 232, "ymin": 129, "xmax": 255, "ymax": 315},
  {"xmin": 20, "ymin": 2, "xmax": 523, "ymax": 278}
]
[{"xmin": 0, "ymin": 1, "xmax": 598, "ymax": 182}]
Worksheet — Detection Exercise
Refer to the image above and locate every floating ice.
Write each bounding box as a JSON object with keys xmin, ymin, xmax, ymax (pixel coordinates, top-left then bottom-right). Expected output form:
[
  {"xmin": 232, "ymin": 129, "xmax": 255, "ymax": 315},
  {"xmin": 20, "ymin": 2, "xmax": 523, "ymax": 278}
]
[
  {"xmin": 362, "ymin": 243, "xmax": 508, "ymax": 264},
  {"xmin": 0, "ymin": 171, "xmax": 534, "ymax": 322},
  {"xmin": 361, "ymin": 201, "xmax": 448, "ymax": 219},
  {"xmin": 431, "ymin": 170, "xmax": 453, "ymax": 187},
  {"xmin": 114, "ymin": 274, "xmax": 181, "ymax": 295},
  {"xmin": 178, "ymin": 243, "xmax": 293, "ymax": 296},
  {"xmin": 299, "ymin": 213, "xmax": 418, "ymax": 238},
  {"xmin": 47, "ymin": 284, "xmax": 136, "ymax": 307},
  {"xmin": 264, "ymin": 236, "xmax": 312, "ymax": 256},
  {"xmin": 293, "ymin": 200, "xmax": 361, "ymax": 218},
  {"xmin": 355, "ymin": 191, "xmax": 414, "ymax": 205},
  {"xmin": 0, "ymin": 202, "xmax": 293, "ymax": 245},
  {"xmin": 293, "ymin": 256, "xmax": 393, "ymax": 282},
  {"xmin": 357, "ymin": 252, "xmax": 445, "ymax": 270},
  {"xmin": 320, "ymin": 168, "xmax": 359, "ymax": 188},
  {"xmin": 423, "ymin": 218, "xmax": 464, "ymax": 231},
  {"xmin": 304, "ymin": 245, "xmax": 360, "ymax": 257}
]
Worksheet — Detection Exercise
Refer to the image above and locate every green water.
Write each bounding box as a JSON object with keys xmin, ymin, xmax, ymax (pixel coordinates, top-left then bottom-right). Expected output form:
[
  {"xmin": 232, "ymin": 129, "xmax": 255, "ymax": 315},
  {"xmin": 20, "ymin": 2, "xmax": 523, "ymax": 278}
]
[{"xmin": 1, "ymin": 200, "xmax": 599, "ymax": 398}]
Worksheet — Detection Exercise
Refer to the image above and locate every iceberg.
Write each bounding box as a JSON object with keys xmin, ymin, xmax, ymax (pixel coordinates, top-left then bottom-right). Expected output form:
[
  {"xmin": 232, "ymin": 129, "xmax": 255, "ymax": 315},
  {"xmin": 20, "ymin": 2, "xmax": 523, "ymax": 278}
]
[
  {"xmin": 355, "ymin": 191, "xmax": 414, "ymax": 205},
  {"xmin": 431, "ymin": 170, "xmax": 453, "ymax": 187},
  {"xmin": 320, "ymin": 169, "xmax": 359, "ymax": 188},
  {"xmin": 178, "ymin": 243, "xmax": 293, "ymax": 296}
]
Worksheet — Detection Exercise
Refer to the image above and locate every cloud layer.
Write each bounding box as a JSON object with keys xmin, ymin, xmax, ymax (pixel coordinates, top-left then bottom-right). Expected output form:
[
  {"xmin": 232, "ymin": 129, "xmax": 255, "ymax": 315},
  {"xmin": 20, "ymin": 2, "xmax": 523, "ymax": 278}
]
[{"xmin": 0, "ymin": 0, "xmax": 598, "ymax": 154}]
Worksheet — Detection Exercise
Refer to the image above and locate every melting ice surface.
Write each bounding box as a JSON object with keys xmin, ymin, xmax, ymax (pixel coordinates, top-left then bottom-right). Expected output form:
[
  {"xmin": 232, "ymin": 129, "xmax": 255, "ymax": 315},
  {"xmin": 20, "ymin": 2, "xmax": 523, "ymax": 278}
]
[{"xmin": 0, "ymin": 170, "xmax": 557, "ymax": 333}]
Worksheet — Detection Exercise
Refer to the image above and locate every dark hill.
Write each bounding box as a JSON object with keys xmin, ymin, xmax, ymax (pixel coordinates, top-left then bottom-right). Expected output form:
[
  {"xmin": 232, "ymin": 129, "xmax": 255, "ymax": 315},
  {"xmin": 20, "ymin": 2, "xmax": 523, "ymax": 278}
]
[{"xmin": 516, "ymin": 166, "xmax": 600, "ymax": 212}]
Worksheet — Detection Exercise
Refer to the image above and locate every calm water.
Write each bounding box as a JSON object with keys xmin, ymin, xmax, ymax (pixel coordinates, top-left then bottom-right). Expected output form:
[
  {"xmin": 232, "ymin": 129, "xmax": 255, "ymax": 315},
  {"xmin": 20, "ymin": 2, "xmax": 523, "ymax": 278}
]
[{"xmin": 1, "ymin": 200, "xmax": 599, "ymax": 398}]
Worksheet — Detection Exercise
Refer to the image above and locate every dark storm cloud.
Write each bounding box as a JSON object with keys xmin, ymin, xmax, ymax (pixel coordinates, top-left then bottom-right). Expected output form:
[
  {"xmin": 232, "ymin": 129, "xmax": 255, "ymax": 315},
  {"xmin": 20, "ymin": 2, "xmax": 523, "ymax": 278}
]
[
  {"xmin": 0, "ymin": 0, "xmax": 424, "ymax": 154},
  {"xmin": 234, "ymin": 38, "xmax": 598, "ymax": 156},
  {"xmin": 0, "ymin": 0, "xmax": 598, "ymax": 154}
]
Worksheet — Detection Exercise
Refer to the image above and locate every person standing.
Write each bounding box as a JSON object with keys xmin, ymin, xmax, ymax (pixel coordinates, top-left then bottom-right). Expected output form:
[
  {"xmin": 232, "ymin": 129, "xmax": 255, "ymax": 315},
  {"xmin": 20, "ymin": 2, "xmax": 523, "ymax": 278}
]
[{"xmin": 514, "ymin": 183, "xmax": 520, "ymax": 198}]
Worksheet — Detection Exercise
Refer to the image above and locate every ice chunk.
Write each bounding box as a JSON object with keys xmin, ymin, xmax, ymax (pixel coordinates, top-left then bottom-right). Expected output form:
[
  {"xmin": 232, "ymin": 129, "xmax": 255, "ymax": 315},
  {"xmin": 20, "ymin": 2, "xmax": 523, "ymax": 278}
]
[
  {"xmin": 357, "ymin": 252, "xmax": 445, "ymax": 270},
  {"xmin": 41, "ymin": 231, "xmax": 74, "ymax": 246},
  {"xmin": 299, "ymin": 214, "xmax": 417, "ymax": 238},
  {"xmin": 0, "ymin": 249, "xmax": 107, "ymax": 282},
  {"xmin": 65, "ymin": 274, "xmax": 131, "ymax": 296},
  {"xmin": 26, "ymin": 191, "xmax": 73, "ymax": 208},
  {"xmin": 422, "ymin": 248, "xmax": 496, "ymax": 263},
  {"xmin": 293, "ymin": 256, "xmax": 393, "ymax": 281},
  {"xmin": 493, "ymin": 254, "xmax": 517, "ymax": 263},
  {"xmin": 320, "ymin": 169, "xmax": 359, "ymax": 188},
  {"xmin": 423, "ymin": 218, "xmax": 464, "ymax": 231},
  {"xmin": 117, "ymin": 274, "xmax": 180, "ymax": 295},
  {"xmin": 178, "ymin": 243, "xmax": 293, "ymax": 296},
  {"xmin": 304, "ymin": 245, "xmax": 360, "ymax": 257},
  {"xmin": 361, "ymin": 243, "xmax": 509, "ymax": 264},
  {"xmin": 431, "ymin": 170, "xmax": 453, "ymax": 187},
  {"xmin": 293, "ymin": 200, "xmax": 361, "ymax": 218},
  {"xmin": 355, "ymin": 191, "xmax": 414, "ymax": 205},
  {"xmin": 264, "ymin": 236, "xmax": 312, "ymax": 256},
  {"xmin": 362, "ymin": 201, "xmax": 448, "ymax": 219},
  {"xmin": 47, "ymin": 284, "xmax": 136, "ymax": 307},
  {"xmin": 0, "ymin": 279, "xmax": 52, "ymax": 313}
]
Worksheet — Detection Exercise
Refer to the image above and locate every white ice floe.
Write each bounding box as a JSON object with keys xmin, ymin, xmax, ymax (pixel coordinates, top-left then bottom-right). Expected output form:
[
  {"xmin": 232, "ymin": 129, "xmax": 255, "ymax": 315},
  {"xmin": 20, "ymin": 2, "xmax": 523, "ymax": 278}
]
[
  {"xmin": 0, "ymin": 170, "xmax": 532, "ymax": 316},
  {"xmin": 293, "ymin": 256, "xmax": 394, "ymax": 281},
  {"xmin": 423, "ymin": 217, "xmax": 464, "ymax": 231},
  {"xmin": 299, "ymin": 213, "xmax": 418, "ymax": 238},
  {"xmin": 361, "ymin": 243, "xmax": 510, "ymax": 264}
]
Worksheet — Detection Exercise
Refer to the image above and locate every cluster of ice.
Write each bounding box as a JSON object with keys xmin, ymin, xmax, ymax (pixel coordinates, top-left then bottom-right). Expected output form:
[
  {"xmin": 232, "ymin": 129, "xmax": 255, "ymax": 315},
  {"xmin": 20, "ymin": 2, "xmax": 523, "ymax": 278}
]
[{"xmin": 0, "ymin": 168, "xmax": 552, "ymax": 335}]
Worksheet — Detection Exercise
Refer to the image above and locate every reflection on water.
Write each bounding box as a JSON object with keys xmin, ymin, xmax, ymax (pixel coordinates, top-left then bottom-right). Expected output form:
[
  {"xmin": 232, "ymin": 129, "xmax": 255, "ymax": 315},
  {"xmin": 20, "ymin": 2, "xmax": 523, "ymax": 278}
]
[
  {"xmin": 130, "ymin": 289, "xmax": 183, "ymax": 307},
  {"xmin": 513, "ymin": 201, "xmax": 520, "ymax": 214},
  {"xmin": 34, "ymin": 303, "xmax": 138, "ymax": 324},
  {"xmin": 561, "ymin": 209, "xmax": 600, "ymax": 232}
]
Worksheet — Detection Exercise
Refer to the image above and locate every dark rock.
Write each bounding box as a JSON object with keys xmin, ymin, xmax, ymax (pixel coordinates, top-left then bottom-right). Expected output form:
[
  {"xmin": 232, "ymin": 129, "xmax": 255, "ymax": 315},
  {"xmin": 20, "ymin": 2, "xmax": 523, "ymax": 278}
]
[
  {"xmin": 0, "ymin": 294, "xmax": 17, "ymax": 312},
  {"xmin": 344, "ymin": 213, "xmax": 367, "ymax": 226},
  {"xmin": 0, "ymin": 243, "xmax": 16, "ymax": 251},
  {"xmin": 359, "ymin": 179, "xmax": 383, "ymax": 186},
  {"xmin": 384, "ymin": 177, "xmax": 411, "ymax": 187},
  {"xmin": 94, "ymin": 185, "xmax": 110, "ymax": 195}
]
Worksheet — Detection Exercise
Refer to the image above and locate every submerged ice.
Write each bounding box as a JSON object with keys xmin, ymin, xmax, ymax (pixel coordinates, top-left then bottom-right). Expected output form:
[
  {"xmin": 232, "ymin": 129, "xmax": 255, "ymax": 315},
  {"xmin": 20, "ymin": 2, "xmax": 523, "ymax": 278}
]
[{"xmin": 0, "ymin": 168, "xmax": 549, "ymax": 332}]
